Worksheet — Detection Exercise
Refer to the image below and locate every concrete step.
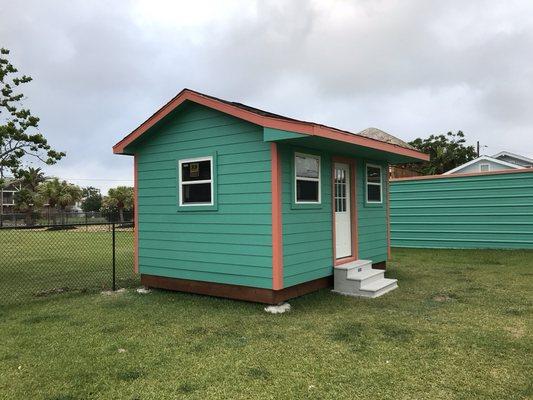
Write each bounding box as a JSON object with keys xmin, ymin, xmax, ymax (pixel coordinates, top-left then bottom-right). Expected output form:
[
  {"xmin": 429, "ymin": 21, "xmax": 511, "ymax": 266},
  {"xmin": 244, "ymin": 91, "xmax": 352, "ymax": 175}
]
[
  {"xmin": 358, "ymin": 278, "xmax": 398, "ymax": 298},
  {"xmin": 346, "ymin": 268, "xmax": 384, "ymax": 285},
  {"xmin": 335, "ymin": 259, "xmax": 373, "ymax": 271},
  {"xmin": 333, "ymin": 258, "xmax": 398, "ymax": 298}
]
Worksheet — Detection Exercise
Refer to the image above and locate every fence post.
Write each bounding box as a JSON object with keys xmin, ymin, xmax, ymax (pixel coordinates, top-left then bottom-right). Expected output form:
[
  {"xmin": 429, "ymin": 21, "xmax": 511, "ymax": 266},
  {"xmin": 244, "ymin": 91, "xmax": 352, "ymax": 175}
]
[{"xmin": 112, "ymin": 222, "xmax": 116, "ymax": 291}]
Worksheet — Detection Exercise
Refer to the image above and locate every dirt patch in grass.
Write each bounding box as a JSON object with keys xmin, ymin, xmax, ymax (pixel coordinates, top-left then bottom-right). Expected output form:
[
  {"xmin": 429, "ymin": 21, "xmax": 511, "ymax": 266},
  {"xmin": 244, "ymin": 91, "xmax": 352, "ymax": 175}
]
[
  {"xmin": 432, "ymin": 293, "xmax": 454, "ymax": 302},
  {"xmin": 504, "ymin": 325, "xmax": 525, "ymax": 339}
]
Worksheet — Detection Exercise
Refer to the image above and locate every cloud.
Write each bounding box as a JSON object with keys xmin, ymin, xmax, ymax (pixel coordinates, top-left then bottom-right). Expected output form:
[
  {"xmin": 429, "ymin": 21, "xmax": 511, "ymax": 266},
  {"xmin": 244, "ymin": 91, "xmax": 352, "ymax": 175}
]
[{"xmin": 1, "ymin": 0, "xmax": 532, "ymax": 192}]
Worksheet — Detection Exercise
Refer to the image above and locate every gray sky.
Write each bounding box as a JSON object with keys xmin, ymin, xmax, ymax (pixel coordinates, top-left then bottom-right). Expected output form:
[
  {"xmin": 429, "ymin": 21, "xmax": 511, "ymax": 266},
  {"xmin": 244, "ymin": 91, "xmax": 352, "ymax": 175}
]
[{"xmin": 1, "ymin": 0, "xmax": 532, "ymax": 193}]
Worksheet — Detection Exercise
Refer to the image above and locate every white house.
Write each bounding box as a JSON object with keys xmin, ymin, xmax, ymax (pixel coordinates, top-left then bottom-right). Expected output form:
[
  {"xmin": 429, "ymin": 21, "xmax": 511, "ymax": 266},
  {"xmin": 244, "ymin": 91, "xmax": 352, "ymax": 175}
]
[{"xmin": 444, "ymin": 151, "xmax": 533, "ymax": 175}]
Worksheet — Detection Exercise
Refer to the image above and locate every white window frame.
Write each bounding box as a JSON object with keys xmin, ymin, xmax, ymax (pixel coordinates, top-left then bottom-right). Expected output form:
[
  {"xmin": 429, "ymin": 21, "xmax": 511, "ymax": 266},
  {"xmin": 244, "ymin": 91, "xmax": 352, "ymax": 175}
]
[
  {"xmin": 366, "ymin": 164, "xmax": 383, "ymax": 204},
  {"xmin": 479, "ymin": 163, "xmax": 490, "ymax": 172},
  {"xmin": 178, "ymin": 156, "xmax": 214, "ymax": 206},
  {"xmin": 294, "ymin": 152, "xmax": 321, "ymax": 204}
]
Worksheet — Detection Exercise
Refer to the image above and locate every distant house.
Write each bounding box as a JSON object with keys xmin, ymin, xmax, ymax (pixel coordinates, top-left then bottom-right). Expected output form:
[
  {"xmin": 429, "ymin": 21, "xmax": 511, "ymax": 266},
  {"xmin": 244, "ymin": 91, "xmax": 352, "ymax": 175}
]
[
  {"xmin": 492, "ymin": 151, "xmax": 533, "ymax": 168},
  {"xmin": 0, "ymin": 179, "xmax": 21, "ymax": 213},
  {"xmin": 113, "ymin": 89, "xmax": 428, "ymax": 303},
  {"xmin": 444, "ymin": 151, "xmax": 533, "ymax": 175}
]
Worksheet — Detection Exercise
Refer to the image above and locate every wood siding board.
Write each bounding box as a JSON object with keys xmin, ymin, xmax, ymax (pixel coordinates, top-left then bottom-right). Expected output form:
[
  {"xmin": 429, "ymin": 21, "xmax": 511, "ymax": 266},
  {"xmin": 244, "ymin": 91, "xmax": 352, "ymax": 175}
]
[
  {"xmin": 356, "ymin": 159, "xmax": 388, "ymax": 262},
  {"xmin": 280, "ymin": 145, "xmax": 334, "ymax": 287},
  {"xmin": 136, "ymin": 103, "xmax": 273, "ymax": 287},
  {"xmin": 390, "ymin": 171, "xmax": 533, "ymax": 249}
]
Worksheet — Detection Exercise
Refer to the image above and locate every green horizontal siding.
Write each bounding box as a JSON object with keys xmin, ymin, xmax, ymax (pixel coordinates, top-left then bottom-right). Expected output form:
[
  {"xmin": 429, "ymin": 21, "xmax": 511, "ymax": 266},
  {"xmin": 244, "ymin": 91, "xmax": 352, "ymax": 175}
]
[
  {"xmin": 279, "ymin": 147, "xmax": 389, "ymax": 287},
  {"xmin": 357, "ymin": 160, "xmax": 388, "ymax": 262},
  {"xmin": 134, "ymin": 102, "xmax": 273, "ymax": 288},
  {"xmin": 280, "ymin": 146, "xmax": 333, "ymax": 288},
  {"xmin": 390, "ymin": 171, "xmax": 533, "ymax": 249}
]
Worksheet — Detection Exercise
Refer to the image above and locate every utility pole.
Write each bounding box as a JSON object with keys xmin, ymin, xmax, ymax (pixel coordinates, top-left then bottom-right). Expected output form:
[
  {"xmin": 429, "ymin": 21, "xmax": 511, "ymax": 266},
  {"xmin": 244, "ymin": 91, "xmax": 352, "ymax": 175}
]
[{"xmin": 477, "ymin": 141, "xmax": 480, "ymax": 157}]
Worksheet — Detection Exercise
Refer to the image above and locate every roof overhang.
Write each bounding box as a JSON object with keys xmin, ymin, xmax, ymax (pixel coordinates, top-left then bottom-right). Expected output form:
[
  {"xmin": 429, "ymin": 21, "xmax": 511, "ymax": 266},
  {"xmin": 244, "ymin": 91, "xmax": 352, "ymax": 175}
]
[{"xmin": 113, "ymin": 89, "xmax": 429, "ymax": 162}]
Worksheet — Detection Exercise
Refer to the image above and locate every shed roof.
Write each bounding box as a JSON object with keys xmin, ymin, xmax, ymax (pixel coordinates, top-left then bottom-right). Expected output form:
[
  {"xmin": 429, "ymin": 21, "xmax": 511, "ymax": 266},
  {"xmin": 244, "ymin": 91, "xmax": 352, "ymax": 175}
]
[{"xmin": 113, "ymin": 89, "xmax": 428, "ymax": 161}]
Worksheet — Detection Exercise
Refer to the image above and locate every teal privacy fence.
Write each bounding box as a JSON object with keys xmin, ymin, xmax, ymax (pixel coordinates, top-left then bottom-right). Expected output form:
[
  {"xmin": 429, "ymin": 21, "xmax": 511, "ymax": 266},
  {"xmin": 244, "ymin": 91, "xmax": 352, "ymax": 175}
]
[{"xmin": 389, "ymin": 170, "xmax": 533, "ymax": 249}]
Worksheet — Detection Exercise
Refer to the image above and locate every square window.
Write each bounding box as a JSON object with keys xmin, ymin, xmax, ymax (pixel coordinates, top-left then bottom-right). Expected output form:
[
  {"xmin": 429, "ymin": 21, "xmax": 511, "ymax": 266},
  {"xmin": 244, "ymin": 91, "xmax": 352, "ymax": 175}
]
[
  {"xmin": 366, "ymin": 164, "xmax": 382, "ymax": 203},
  {"xmin": 179, "ymin": 156, "xmax": 213, "ymax": 206},
  {"xmin": 295, "ymin": 153, "xmax": 321, "ymax": 204}
]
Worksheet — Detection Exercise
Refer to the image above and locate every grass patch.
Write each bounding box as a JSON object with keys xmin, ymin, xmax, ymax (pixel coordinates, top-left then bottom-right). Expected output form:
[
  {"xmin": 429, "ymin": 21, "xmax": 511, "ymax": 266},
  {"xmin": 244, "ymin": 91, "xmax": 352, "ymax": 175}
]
[
  {"xmin": 0, "ymin": 248, "xmax": 531, "ymax": 399},
  {"xmin": 0, "ymin": 227, "xmax": 138, "ymax": 305}
]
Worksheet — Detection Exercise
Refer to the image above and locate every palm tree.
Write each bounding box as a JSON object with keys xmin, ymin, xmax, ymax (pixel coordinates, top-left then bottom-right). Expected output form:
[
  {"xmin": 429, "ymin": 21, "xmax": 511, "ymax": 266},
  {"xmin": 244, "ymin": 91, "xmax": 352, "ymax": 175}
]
[
  {"xmin": 38, "ymin": 178, "xmax": 82, "ymax": 225},
  {"xmin": 12, "ymin": 167, "xmax": 46, "ymax": 226},
  {"xmin": 16, "ymin": 167, "xmax": 46, "ymax": 192},
  {"xmin": 106, "ymin": 186, "xmax": 133, "ymax": 223}
]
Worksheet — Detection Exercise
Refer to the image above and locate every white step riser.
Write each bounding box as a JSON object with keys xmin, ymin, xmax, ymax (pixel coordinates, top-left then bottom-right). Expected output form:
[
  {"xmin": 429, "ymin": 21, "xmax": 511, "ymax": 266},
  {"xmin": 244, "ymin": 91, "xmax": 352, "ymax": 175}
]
[
  {"xmin": 347, "ymin": 270, "xmax": 384, "ymax": 286},
  {"xmin": 333, "ymin": 259, "xmax": 398, "ymax": 298},
  {"xmin": 359, "ymin": 281, "xmax": 398, "ymax": 298}
]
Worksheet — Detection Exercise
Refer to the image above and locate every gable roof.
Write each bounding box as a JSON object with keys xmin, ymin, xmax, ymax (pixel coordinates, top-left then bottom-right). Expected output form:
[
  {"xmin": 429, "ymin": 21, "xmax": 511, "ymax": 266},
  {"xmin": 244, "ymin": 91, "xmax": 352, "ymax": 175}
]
[
  {"xmin": 492, "ymin": 151, "xmax": 533, "ymax": 166},
  {"xmin": 113, "ymin": 89, "xmax": 429, "ymax": 161},
  {"xmin": 443, "ymin": 156, "xmax": 525, "ymax": 175},
  {"xmin": 357, "ymin": 127, "xmax": 416, "ymax": 150}
]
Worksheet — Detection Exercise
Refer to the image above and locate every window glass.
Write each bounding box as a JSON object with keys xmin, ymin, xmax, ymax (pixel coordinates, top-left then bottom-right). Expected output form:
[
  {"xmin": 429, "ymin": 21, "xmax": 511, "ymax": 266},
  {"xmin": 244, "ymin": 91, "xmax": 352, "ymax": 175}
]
[
  {"xmin": 182, "ymin": 160, "xmax": 211, "ymax": 182},
  {"xmin": 367, "ymin": 166, "xmax": 381, "ymax": 183},
  {"xmin": 297, "ymin": 180, "xmax": 319, "ymax": 202},
  {"xmin": 179, "ymin": 157, "xmax": 213, "ymax": 206},
  {"xmin": 182, "ymin": 183, "xmax": 211, "ymax": 204},
  {"xmin": 367, "ymin": 184, "xmax": 381, "ymax": 202},
  {"xmin": 295, "ymin": 153, "xmax": 321, "ymax": 204},
  {"xmin": 480, "ymin": 164, "xmax": 490, "ymax": 172},
  {"xmin": 296, "ymin": 155, "xmax": 319, "ymax": 178},
  {"xmin": 366, "ymin": 165, "xmax": 382, "ymax": 203}
]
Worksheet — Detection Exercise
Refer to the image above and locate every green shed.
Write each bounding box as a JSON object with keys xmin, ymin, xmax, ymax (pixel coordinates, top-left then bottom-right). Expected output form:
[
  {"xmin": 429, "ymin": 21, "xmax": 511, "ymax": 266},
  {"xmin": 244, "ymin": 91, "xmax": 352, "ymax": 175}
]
[
  {"xmin": 390, "ymin": 169, "xmax": 533, "ymax": 249},
  {"xmin": 113, "ymin": 89, "xmax": 428, "ymax": 303}
]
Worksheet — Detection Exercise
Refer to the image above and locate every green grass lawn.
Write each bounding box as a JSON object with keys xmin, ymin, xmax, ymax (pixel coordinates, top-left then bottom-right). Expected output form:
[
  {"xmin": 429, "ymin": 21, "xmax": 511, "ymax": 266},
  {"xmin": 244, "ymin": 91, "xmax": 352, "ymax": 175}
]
[
  {"xmin": 0, "ymin": 248, "xmax": 531, "ymax": 399},
  {"xmin": 0, "ymin": 226, "xmax": 137, "ymax": 305}
]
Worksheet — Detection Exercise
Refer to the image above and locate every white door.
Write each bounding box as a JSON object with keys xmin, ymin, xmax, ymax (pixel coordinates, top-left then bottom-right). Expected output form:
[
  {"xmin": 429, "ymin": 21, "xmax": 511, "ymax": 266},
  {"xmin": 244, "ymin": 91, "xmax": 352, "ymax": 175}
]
[{"xmin": 334, "ymin": 163, "xmax": 352, "ymax": 259}]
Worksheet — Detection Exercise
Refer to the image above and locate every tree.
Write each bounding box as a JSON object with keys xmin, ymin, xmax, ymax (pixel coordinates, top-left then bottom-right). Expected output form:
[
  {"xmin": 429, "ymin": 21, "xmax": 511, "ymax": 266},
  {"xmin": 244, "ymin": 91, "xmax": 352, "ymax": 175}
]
[
  {"xmin": 12, "ymin": 167, "xmax": 45, "ymax": 226},
  {"xmin": 81, "ymin": 186, "xmax": 102, "ymax": 212},
  {"xmin": 103, "ymin": 186, "xmax": 133, "ymax": 223},
  {"xmin": 0, "ymin": 48, "xmax": 65, "ymax": 224},
  {"xmin": 37, "ymin": 178, "xmax": 82, "ymax": 225},
  {"xmin": 405, "ymin": 131, "xmax": 477, "ymax": 175}
]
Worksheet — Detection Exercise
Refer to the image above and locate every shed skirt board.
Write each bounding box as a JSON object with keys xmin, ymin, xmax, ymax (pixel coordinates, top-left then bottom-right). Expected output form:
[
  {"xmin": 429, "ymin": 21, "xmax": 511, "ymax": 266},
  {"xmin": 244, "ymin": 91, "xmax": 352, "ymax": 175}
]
[{"xmin": 140, "ymin": 274, "xmax": 333, "ymax": 304}]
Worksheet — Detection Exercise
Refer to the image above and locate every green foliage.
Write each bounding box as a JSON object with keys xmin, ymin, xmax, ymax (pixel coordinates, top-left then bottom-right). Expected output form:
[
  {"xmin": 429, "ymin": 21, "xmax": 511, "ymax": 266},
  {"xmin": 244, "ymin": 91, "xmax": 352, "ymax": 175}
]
[
  {"xmin": 102, "ymin": 186, "xmax": 133, "ymax": 222},
  {"xmin": 14, "ymin": 167, "xmax": 45, "ymax": 191},
  {"xmin": 81, "ymin": 186, "xmax": 102, "ymax": 212},
  {"xmin": 37, "ymin": 178, "xmax": 82, "ymax": 213},
  {"xmin": 0, "ymin": 48, "xmax": 65, "ymax": 179},
  {"xmin": 12, "ymin": 167, "xmax": 46, "ymax": 225},
  {"xmin": 405, "ymin": 131, "xmax": 477, "ymax": 175}
]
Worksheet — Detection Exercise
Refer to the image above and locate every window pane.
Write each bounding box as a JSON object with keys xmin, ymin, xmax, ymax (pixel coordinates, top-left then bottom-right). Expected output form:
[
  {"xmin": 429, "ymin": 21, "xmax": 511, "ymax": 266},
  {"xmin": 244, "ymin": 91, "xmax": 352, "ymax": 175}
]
[
  {"xmin": 297, "ymin": 180, "xmax": 319, "ymax": 202},
  {"xmin": 367, "ymin": 184, "xmax": 381, "ymax": 202},
  {"xmin": 182, "ymin": 160, "xmax": 211, "ymax": 182},
  {"xmin": 480, "ymin": 164, "xmax": 489, "ymax": 172},
  {"xmin": 367, "ymin": 166, "xmax": 381, "ymax": 183},
  {"xmin": 296, "ymin": 155, "xmax": 319, "ymax": 179},
  {"xmin": 182, "ymin": 183, "xmax": 211, "ymax": 204}
]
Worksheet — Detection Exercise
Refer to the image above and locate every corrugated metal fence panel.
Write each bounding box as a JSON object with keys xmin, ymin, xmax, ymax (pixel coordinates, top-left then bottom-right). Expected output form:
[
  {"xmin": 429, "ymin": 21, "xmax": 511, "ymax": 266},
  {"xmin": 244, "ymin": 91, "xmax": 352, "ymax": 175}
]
[{"xmin": 390, "ymin": 170, "xmax": 533, "ymax": 249}]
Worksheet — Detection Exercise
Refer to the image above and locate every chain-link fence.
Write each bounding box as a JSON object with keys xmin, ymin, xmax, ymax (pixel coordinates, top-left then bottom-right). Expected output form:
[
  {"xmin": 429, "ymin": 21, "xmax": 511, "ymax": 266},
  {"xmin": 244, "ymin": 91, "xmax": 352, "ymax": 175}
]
[
  {"xmin": 0, "ymin": 221, "xmax": 138, "ymax": 305},
  {"xmin": 0, "ymin": 211, "xmax": 133, "ymax": 228}
]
